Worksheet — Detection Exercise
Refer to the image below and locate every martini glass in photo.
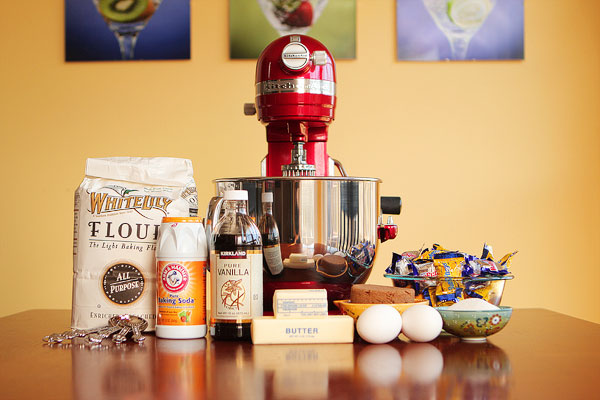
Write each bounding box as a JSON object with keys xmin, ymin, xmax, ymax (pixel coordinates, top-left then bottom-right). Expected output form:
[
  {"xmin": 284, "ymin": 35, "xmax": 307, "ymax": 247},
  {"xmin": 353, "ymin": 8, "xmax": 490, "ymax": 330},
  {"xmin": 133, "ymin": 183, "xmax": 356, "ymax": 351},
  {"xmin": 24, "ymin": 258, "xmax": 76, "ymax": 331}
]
[
  {"xmin": 422, "ymin": 0, "xmax": 496, "ymax": 60},
  {"xmin": 92, "ymin": 0, "xmax": 163, "ymax": 60},
  {"xmin": 257, "ymin": 0, "xmax": 329, "ymax": 35}
]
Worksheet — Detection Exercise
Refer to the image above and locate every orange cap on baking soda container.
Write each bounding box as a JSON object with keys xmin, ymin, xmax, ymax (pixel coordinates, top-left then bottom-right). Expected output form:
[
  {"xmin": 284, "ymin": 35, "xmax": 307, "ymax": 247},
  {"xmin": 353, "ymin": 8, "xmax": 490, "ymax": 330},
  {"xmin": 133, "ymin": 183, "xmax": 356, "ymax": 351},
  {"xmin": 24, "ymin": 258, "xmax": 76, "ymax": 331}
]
[{"xmin": 156, "ymin": 216, "xmax": 208, "ymax": 339}]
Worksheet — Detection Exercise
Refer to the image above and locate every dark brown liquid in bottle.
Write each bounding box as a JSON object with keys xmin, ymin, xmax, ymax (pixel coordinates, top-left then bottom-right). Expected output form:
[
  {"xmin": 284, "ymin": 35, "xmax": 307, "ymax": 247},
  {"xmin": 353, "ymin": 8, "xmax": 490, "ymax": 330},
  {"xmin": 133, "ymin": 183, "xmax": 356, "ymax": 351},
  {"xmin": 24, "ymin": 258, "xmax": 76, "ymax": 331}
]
[{"xmin": 212, "ymin": 233, "xmax": 261, "ymax": 341}]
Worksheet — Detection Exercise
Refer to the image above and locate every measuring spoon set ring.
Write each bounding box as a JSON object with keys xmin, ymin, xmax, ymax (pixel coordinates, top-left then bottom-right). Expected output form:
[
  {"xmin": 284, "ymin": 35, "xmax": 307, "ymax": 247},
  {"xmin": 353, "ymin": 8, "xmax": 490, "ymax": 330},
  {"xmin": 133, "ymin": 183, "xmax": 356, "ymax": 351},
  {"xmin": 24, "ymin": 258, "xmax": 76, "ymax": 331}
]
[{"xmin": 43, "ymin": 315, "xmax": 148, "ymax": 345}]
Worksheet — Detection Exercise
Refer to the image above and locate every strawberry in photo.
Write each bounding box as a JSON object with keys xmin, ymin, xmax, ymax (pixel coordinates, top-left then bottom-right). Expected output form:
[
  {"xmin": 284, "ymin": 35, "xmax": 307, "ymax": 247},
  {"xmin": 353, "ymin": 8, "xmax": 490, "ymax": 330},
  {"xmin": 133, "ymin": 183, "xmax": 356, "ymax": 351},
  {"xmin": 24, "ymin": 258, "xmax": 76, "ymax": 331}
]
[{"xmin": 284, "ymin": 1, "xmax": 313, "ymax": 27}]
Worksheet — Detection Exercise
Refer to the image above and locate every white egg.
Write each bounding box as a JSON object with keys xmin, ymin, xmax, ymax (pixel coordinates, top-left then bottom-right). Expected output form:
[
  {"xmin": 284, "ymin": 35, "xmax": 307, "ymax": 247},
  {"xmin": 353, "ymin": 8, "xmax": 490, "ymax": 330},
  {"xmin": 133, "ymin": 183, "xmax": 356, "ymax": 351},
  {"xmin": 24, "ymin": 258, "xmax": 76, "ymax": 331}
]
[
  {"xmin": 401, "ymin": 305, "xmax": 442, "ymax": 342},
  {"xmin": 357, "ymin": 304, "xmax": 402, "ymax": 344}
]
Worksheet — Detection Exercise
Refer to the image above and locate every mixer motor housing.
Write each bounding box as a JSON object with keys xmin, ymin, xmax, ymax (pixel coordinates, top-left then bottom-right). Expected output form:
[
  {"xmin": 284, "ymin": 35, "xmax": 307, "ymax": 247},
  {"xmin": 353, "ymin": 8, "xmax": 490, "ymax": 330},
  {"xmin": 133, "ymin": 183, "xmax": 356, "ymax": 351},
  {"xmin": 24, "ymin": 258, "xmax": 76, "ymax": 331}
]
[{"xmin": 252, "ymin": 35, "xmax": 337, "ymax": 177}]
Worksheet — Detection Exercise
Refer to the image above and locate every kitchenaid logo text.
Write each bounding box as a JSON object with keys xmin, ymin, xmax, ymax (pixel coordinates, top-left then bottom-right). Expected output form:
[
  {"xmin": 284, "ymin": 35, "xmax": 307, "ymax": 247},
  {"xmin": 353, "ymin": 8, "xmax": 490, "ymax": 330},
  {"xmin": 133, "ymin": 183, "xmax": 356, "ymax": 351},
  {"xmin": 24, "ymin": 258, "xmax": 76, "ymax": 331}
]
[
  {"xmin": 265, "ymin": 81, "xmax": 320, "ymax": 91},
  {"xmin": 257, "ymin": 79, "xmax": 335, "ymax": 96},
  {"xmin": 89, "ymin": 192, "xmax": 173, "ymax": 216}
]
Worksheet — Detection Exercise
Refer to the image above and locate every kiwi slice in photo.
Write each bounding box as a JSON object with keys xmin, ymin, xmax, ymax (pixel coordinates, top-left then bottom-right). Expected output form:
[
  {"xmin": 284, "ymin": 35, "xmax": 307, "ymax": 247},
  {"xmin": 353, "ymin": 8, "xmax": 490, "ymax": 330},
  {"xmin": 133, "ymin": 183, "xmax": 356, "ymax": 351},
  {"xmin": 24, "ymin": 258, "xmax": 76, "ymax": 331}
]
[{"xmin": 99, "ymin": 0, "xmax": 154, "ymax": 23}]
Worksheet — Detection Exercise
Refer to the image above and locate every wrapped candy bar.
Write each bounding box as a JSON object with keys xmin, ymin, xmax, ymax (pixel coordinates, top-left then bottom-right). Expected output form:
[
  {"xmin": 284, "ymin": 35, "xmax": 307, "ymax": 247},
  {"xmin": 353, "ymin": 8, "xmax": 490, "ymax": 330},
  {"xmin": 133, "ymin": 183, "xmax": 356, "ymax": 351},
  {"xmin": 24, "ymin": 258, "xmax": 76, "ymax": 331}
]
[
  {"xmin": 465, "ymin": 280, "xmax": 505, "ymax": 305},
  {"xmin": 350, "ymin": 241, "xmax": 375, "ymax": 267},
  {"xmin": 464, "ymin": 279, "xmax": 489, "ymax": 298},
  {"xmin": 414, "ymin": 243, "xmax": 448, "ymax": 263},
  {"xmin": 414, "ymin": 261, "xmax": 436, "ymax": 277},
  {"xmin": 432, "ymin": 243, "xmax": 448, "ymax": 252},
  {"xmin": 498, "ymin": 251, "xmax": 518, "ymax": 273},
  {"xmin": 401, "ymin": 248, "xmax": 422, "ymax": 260},
  {"xmin": 479, "ymin": 259, "xmax": 502, "ymax": 275},
  {"xmin": 385, "ymin": 252, "xmax": 413, "ymax": 276},
  {"xmin": 426, "ymin": 286, "xmax": 436, "ymax": 306},
  {"xmin": 481, "ymin": 242, "xmax": 495, "ymax": 261},
  {"xmin": 413, "ymin": 262, "xmax": 437, "ymax": 299},
  {"xmin": 478, "ymin": 243, "xmax": 517, "ymax": 276},
  {"xmin": 434, "ymin": 280, "xmax": 465, "ymax": 307},
  {"xmin": 476, "ymin": 255, "xmax": 516, "ymax": 276},
  {"xmin": 432, "ymin": 251, "xmax": 466, "ymax": 306},
  {"xmin": 464, "ymin": 257, "xmax": 497, "ymax": 277},
  {"xmin": 433, "ymin": 252, "xmax": 465, "ymax": 277},
  {"xmin": 463, "ymin": 255, "xmax": 479, "ymax": 277}
]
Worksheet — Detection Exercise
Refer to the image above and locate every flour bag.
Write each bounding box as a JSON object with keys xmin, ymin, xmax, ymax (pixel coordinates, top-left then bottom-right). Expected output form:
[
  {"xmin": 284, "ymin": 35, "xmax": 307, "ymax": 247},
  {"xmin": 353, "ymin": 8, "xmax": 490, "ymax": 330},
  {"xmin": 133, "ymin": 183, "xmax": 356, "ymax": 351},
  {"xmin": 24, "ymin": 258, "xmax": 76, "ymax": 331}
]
[{"xmin": 72, "ymin": 157, "xmax": 198, "ymax": 330}]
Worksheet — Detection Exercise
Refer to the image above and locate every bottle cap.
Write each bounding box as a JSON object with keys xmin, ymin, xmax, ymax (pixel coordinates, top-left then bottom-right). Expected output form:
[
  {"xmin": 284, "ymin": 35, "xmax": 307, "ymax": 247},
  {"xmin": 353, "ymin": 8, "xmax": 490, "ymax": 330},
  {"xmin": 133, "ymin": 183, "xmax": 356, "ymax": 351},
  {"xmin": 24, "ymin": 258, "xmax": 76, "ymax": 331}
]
[
  {"xmin": 262, "ymin": 192, "xmax": 273, "ymax": 203},
  {"xmin": 156, "ymin": 219, "xmax": 207, "ymax": 259},
  {"xmin": 161, "ymin": 217, "xmax": 202, "ymax": 224},
  {"xmin": 223, "ymin": 190, "xmax": 248, "ymax": 201}
]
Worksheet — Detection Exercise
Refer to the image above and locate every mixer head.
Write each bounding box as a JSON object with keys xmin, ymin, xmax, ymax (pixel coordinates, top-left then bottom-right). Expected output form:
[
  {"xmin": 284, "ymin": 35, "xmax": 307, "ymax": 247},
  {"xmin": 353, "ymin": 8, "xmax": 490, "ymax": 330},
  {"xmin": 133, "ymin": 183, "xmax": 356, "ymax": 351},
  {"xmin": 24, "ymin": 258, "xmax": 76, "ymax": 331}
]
[{"xmin": 249, "ymin": 35, "xmax": 337, "ymax": 177}]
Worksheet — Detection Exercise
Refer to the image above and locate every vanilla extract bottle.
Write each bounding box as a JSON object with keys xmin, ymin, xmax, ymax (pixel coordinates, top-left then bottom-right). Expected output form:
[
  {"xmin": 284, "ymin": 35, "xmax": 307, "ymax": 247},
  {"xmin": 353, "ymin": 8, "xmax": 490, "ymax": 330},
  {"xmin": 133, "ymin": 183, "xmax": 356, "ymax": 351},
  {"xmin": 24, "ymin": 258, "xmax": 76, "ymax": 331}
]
[
  {"xmin": 257, "ymin": 192, "xmax": 284, "ymax": 276},
  {"xmin": 210, "ymin": 190, "xmax": 263, "ymax": 340}
]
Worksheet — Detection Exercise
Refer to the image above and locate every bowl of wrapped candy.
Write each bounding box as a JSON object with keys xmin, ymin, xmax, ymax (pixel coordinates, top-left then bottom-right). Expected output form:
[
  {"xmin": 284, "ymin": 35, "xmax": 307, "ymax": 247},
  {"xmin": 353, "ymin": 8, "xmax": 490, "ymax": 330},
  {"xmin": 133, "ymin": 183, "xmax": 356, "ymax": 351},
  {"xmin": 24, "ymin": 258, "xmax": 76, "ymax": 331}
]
[{"xmin": 384, "ymin": 243, "xmax": 516, "ymax": 307}]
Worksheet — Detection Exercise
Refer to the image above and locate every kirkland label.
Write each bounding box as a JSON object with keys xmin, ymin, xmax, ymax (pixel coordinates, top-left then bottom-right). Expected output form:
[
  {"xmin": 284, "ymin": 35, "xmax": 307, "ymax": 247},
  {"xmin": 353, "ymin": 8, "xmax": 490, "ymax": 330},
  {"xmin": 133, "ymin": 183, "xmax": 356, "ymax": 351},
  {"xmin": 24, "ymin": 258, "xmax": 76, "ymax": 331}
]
[{"xmin": 213, "ymin": 250, "xmax": 262, "ymax": 320}]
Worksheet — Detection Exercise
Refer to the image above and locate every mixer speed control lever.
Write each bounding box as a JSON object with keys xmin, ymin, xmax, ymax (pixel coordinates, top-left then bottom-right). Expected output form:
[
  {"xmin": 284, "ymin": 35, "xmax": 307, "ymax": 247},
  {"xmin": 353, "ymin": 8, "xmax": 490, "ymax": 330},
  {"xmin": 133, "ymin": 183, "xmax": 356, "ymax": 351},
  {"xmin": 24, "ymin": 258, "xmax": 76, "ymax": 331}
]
[
  {"xmin": 244, "ymin": 103, "xmax": 257, "ymax": 116},
  {"xmin": 378, "ymin": 196, "xmax": 401, "ymax": 243},
  {"xmin": 312, "ymin": 51, "xmax": 328, "ymax": 66},
  {"xmin": 378, "ymin": 216, "xmax": 398, "ymax": 243}
]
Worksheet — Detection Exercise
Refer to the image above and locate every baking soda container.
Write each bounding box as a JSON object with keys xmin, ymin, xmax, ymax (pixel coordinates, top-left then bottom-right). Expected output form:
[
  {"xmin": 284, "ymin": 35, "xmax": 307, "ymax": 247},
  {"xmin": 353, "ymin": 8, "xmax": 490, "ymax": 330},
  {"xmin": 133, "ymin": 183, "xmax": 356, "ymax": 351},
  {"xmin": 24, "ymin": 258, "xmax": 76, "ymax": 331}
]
[{"xmin": 156, "ymin": 217, "xmax": 207, "ymax": 339}]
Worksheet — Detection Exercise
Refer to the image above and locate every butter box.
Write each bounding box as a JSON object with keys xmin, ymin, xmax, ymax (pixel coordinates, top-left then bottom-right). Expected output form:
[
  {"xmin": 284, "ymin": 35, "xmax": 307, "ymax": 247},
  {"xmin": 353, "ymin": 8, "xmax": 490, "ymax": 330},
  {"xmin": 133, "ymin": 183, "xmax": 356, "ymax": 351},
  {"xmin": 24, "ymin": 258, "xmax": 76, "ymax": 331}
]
[
  {"xmin": 251, "ymin": 315, "xmax": 354, "ymax": 344},
  {"xmin": 273, "ymin": 289, "xmax": 328, "ymax": 319}
]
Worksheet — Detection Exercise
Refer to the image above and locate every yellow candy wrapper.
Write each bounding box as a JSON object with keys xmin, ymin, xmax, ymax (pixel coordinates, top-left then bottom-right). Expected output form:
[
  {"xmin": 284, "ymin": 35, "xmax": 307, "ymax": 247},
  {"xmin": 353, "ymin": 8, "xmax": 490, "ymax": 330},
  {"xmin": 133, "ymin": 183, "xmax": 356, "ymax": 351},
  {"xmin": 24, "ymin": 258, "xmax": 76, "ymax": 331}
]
[
  {"xmin": 434, "ymin": 279, "xmax": 465, "ymax": 306},
  {"xmin": 433, "ymin": 252, "xmax": 465, "ymax": 277}
]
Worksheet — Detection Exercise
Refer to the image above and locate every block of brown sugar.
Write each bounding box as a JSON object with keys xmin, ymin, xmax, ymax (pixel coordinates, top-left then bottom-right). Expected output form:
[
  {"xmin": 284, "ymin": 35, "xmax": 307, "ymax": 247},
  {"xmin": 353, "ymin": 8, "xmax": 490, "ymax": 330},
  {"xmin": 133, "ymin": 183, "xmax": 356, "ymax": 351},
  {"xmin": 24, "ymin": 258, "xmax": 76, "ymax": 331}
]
[{"xmin": 350, "ymin": 284, "xmax": 415, "ymax": 304}]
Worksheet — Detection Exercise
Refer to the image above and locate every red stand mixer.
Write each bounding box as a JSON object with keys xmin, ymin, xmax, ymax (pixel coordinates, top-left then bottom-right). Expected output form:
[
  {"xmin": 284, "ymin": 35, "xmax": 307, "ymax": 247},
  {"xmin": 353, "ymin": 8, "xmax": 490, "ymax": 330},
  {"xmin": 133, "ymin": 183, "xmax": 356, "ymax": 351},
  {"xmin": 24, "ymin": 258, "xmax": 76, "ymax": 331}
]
[{"xmin": 209, "ymin": 35, "xmax": 401, "ymax": 310}]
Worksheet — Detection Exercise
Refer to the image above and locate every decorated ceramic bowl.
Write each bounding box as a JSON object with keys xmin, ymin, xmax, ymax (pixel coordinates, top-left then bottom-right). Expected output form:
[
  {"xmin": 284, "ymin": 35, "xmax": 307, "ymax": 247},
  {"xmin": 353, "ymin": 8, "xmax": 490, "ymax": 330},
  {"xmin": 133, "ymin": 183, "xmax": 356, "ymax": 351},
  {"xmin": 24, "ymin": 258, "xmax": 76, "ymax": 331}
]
[
  {"xmin": 334, "ymin": 299, "xmax": 429, "ymax": 321},
  {"xmin": 435, "ymin": 306, "xmax": 512, "ymax": 342}
]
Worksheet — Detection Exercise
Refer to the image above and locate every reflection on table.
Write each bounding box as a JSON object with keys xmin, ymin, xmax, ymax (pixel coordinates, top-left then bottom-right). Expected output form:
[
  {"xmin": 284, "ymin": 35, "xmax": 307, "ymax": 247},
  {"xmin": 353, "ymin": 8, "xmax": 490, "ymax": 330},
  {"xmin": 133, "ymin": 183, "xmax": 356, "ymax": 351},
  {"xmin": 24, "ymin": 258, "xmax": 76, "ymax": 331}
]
[
  {"xmin": 43, "ymin": 332, "xmax": 511, "ymax": 400},
  {"xmin": 8, "ymin": 310, "xmax": 598, "ymax": 400}
]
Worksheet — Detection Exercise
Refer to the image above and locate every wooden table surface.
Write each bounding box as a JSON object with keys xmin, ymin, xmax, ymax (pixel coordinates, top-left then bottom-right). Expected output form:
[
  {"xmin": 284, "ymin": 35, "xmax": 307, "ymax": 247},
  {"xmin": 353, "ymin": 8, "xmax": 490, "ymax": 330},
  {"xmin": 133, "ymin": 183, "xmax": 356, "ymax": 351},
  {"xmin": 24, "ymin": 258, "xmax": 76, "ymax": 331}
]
[{"xmin": 1, "ymin": 309, "xmax": 598, "ymax": 399}]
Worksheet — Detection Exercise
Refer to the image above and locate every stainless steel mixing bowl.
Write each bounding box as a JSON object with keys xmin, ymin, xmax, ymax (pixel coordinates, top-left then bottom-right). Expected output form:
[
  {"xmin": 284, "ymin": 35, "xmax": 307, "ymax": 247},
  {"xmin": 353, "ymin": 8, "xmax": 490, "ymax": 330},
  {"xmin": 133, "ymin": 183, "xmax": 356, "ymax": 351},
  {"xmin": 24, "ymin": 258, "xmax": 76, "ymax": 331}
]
[{"xmin": 207, "ymin": 177, "xmax": 390, "ymax": 310}]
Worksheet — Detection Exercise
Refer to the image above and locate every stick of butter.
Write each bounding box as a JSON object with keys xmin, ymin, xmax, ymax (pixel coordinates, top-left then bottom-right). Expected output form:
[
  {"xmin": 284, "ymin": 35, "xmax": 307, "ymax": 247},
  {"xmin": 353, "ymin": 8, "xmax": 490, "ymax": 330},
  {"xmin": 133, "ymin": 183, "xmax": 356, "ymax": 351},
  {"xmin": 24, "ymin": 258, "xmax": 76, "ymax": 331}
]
[
  {"xmin": 273, "ymin": 289, "xmax": 328, "ymax": 319},
  {"xmin": 251, "ymin": 315, "xmax": 354, "ymax": 344}
]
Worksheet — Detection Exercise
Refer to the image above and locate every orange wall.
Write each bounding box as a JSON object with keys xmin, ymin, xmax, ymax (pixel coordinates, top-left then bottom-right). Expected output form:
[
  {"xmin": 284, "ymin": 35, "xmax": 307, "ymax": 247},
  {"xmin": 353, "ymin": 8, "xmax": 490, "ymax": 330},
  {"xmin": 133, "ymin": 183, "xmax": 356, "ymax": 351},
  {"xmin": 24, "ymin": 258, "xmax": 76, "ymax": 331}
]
[{"xmin": 1, "ymin": 0, "xmax": 599, "ymax": 323}]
